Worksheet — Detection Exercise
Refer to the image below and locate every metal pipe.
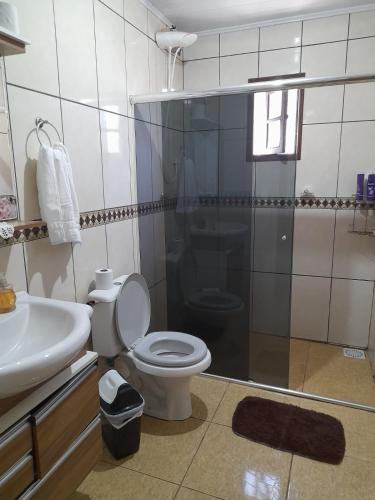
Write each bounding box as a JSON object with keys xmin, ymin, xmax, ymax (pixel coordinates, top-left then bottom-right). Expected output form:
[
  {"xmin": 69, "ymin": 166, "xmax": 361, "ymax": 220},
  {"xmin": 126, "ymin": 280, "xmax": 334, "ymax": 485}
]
[
  {"xmin": 200, "ymin": 372, "xmax": 375, "ymax": 413},
  {"xmin": 130, "ymin": 72, "xmax": 375, "ymax": 104}
]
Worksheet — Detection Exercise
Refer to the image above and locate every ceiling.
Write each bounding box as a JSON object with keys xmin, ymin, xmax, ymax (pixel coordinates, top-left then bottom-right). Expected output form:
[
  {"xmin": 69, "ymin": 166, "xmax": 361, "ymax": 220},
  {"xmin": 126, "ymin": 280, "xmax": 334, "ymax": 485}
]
[{"xmin": 150, "ymin": 0, "xmax": 373, "ymax": 33}]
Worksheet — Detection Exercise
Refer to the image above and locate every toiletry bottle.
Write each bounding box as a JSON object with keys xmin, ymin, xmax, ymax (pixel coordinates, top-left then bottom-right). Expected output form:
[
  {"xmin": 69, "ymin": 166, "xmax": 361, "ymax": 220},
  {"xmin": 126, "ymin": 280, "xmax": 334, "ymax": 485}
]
[
  {"xmin": 0, "ymin": 273, "xmax": 16, "ymax": 313},
  {"xmin": 367, "ymin": 174, "xmax": 375, "ymax": 203},
  {"xmin": 356, "ymin": 173, "xmax": 365, "ymax": 201}
]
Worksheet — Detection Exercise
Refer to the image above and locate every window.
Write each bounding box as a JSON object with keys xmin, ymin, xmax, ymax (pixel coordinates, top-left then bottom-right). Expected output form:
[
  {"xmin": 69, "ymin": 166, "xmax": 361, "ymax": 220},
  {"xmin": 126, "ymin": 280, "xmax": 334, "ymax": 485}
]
[{"xmin": 247, "ymin": 74, "xmax": 304, "ymax": 161}]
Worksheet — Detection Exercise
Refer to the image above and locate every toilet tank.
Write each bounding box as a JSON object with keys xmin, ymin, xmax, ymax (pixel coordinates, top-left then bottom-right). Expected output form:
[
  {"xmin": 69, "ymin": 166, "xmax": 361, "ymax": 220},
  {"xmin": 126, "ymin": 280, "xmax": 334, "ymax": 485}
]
[{"xmin": 88, "ymin": 279, "xmax": 125, "ymax": 358}]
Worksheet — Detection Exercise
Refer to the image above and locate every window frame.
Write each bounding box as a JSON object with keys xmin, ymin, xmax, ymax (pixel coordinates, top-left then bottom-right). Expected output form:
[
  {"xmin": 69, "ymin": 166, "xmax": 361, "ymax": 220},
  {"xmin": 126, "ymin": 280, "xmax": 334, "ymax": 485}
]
[{"xmin": 246, "ymin": 73, "xmax": 305, "ymax": 162}]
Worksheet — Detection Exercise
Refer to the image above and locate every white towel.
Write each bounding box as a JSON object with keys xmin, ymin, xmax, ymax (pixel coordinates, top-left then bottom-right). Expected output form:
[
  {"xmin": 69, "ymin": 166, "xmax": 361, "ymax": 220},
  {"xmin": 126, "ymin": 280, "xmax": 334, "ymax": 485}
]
[{"xmin": 37, "ymin": 143, "xmax": 81, "ymax": 245}]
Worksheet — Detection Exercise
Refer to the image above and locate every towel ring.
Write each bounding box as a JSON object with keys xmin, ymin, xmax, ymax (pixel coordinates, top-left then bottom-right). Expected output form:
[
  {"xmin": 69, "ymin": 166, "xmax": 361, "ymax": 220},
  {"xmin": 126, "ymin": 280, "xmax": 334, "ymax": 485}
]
[{"xmin": 35, "ymin": 117, "xmax": 62, "ymax": 146}]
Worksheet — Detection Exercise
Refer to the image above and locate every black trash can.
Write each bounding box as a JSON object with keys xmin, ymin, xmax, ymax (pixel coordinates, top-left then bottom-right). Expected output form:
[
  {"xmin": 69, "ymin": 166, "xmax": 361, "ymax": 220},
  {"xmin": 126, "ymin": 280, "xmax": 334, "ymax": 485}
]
[{"xmin": 99, "ymin": 369, "xmax": 145, "ymax": 460}]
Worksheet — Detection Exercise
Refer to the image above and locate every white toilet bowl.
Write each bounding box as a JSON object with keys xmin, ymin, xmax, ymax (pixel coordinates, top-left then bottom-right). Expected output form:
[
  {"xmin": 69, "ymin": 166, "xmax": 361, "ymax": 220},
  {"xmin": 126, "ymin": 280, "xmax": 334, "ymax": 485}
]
[{"xmin": 89, "ymin": 274, "xmax": 211, "ymax": 421}]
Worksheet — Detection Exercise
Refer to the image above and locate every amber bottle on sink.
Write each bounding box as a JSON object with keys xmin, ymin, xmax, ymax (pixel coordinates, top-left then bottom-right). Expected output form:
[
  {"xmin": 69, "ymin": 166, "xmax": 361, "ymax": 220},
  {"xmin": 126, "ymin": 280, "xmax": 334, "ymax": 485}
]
[{"xmin": 0, "ymin": 272, "xmax": 16, "ymax": 313}]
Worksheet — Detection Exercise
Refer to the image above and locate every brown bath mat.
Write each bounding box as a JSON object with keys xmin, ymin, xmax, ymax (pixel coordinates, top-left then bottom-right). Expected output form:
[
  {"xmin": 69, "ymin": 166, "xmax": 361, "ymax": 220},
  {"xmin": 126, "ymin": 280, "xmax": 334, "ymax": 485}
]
[{"xmin": 232, "ymin": 397, "xmax": 345, "ymax": 464}]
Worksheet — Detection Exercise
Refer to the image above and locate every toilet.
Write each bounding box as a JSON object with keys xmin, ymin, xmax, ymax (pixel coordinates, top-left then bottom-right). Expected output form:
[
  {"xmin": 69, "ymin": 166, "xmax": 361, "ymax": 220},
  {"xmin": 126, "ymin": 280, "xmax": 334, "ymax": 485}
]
[{"xmin": 89, "ymin": 273, "xmax": 211, "ymax": 421}]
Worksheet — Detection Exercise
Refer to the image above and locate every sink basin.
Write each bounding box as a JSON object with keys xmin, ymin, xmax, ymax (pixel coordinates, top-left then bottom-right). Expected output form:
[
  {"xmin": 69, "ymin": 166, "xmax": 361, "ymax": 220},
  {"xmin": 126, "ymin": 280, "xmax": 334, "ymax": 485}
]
[{"xmin": 0, "ymin": 292, "xmax": 93, "ymax": 398}]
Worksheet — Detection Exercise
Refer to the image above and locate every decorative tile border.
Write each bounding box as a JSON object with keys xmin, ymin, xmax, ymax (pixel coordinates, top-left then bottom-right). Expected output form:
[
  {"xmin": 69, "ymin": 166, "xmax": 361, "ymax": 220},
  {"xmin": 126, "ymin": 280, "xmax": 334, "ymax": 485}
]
[
  {"xmin": 0, "ymin": 199, "xmax": 176, "ymax": 247},
  {"xmin": 199, "ymin": 196, "xmax": 374, "ymax": 210},
  {"xmin": 1, "ymin": 196, "xmax": 372, "ymax": 247}
]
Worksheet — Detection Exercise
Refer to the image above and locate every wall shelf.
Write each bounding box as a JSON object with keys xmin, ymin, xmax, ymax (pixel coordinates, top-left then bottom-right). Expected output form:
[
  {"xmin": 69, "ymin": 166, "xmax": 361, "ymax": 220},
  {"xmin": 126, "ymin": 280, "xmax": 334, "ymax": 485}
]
[{"xmin": 0, "ymin": 30, "xmax": 28, "ymax": 56}]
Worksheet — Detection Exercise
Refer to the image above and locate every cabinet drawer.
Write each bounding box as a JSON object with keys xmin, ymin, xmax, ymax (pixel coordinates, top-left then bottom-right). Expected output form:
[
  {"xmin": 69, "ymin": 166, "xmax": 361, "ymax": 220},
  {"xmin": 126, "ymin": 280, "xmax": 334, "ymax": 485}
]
[
  {"xmin": 0, "ymin": 455, "xmax": 34, "ymax": 500},
  {"xmin": 27, "ymin": 417, "xmax": 101, "ymax": 500},
  {"xmin": 32, "ymin": 366, "xmax": 99, "ymax": 478},
  {"xmin": 0, "ymin": 421, "xmax": 32, "ymax": 477}
]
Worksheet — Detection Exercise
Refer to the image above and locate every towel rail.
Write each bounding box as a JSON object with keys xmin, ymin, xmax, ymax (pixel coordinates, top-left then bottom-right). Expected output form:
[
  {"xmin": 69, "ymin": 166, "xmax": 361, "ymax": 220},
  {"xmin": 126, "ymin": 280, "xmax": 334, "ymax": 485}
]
[{"xmin": 35, "ymin": 117, "xmax": 62, "ymax": 146}]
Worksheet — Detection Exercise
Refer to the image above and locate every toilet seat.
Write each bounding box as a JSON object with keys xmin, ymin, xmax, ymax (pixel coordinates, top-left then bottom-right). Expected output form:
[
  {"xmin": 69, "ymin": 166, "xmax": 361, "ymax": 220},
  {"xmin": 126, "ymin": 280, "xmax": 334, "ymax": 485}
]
[
  {"xmin": 115, "ymin": 274, "xmax": 207, "ymax": 369},
  {"xmin": 115, "ymin": 274, "xmax": 151, "ymax": 350},
  {"xmin": 133, "ymin": 331, "xmax": 207, "ymax": 368}
]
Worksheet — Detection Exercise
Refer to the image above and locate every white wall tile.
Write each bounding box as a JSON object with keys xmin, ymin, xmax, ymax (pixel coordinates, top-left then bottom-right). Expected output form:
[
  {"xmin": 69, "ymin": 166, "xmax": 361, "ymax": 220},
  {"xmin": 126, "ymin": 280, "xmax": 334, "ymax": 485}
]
[
  {"xmin": 0, "ymin": 60, "xmax": 8, "ymax": 133},
  {"xmin": 260, "ymin": 22, "xmax": 301, "ymax": 51},
  {"xmin": 7, "ymin": 86, "xmax": 62, "ymax": 221},
  {"xmin": 343, "ymin": 83, "xmax": 375, "ymax": 121},
  {"xmin": 184, "ymin": 59, "xmax": 219, "ymax": 90},
  {"xmin": 347, "ymin": 38, "xmax": 375, "ymax": 74},
  {"xmin": 291, "ymin": 275, "xmax": 331, "ymax": 341},
  {"xmin": 302, "ymin": 15, "xmax": 349, "ymax": 45},
  {"xmin": 301, "ymin": 41, "xmax": 346, "ymax": 77},
  {"xmin": 303, "ymin": 86, "xmax": 344, "ymax": 124},
  {"xmin": 149, "ymin": 41, "xmax": 167, "ymax": 93},
  {"xmin": 183, "ymin": 35, "xmax": 219, "ymax": 61},
  {"xmin": 125, "ymin": 23, "xmax": 150, "ymax": 96},
  {"xmin": 349, "ymin": 11, "xmax": 375, "ymax": 39},
  {"xmin": 95, "ymin": 1, "xmax": 128, "ymax": 115},
  {"xmin": 24, "ymin": 238, "xmax": 76, "ymax": 301},
  {"xmin": 0, "ymin": 133, "xmax": 14, "ymax": 194},
  {"xmin": 61, "ymin": 101, "xmax": 104, "ymax": 212},
  {"xmin": 329, "ymin": 278, "xmax": 373, "ymax": 347},
  {"xmin": 174, "ymin": 60, "xmax": 184, "ymax": 91},
  {"xmin": 259, "ymin": 47, "xmax": 300, "ymax": 77},
  {"xmin": 5, "ymin": 0, "xmax": 59, "ymax": 95},
  {"xmin": 101, "ymin": 0, "xmax": 123, "ymax": 16},
  {"xmin": 124, "ymin": 0, "xmax": 148, "ymax": 34},
  {"xmin": 0, "ymin": 244, "xmax": 27, "ymax": 292},
  {"xmin": 332, "ymin": 210, "xmax": 375, "ymax": 280},
  {"xmin": 54, "ymin": 0, "xmax": 98, "ymax": 106},
  {"xmin": 100, "ymin": 111, "xmax": 132, "ymax": 208},
  {"xmin": 296, "ymin": 123, "xmax": 341, "ymax": 197},
  {"xmin": 73, "ymin": 225, "xmax": 108, "ymax": 303},
  {"xmin": 220, "ymin": 53, "xmax": 258, "ymax": 86},
  {"xmin": 147, "ymin": 11, "xmax": 166, "ymax": 41},
  {"xmin": 106, "ymin": 219, "xmax": 135, "ymax": 277},
  {"xmin": 293, "ymin": 210, "xmax": 335, "ymax": 277},
  {"xmin": 338, "ymin": 121, "xmax": 375, "ymax": 197},
  {"xmin": 220, "ymin": 28, "xmax": 258, "ymax": 56}
]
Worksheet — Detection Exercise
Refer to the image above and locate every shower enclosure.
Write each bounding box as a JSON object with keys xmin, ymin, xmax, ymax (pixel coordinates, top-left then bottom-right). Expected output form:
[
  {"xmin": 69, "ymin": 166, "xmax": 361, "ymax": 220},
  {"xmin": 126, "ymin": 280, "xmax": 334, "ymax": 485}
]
[
  {"xmin": 134, "ymin": 84, "xmax": 301, "ymax": 388},
  {"xmin": 133, "ymin": 74, "xmax": 375, "ymax": 400}
]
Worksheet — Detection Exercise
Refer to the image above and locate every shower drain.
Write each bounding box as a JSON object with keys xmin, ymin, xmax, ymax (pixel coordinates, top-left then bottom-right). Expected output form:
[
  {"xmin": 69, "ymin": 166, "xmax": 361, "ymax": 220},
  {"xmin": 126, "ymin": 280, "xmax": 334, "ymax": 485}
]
[{"xmin": 343, "ymin": 348, "xmax": 366, "ymax": 359}]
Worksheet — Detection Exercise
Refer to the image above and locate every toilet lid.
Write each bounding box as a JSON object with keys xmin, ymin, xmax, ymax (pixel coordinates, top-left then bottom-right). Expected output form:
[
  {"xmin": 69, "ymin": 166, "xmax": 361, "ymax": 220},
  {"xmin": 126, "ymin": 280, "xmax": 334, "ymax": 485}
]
[{"xmin": 115, "ymin": 274, "xmax": 151, "ymax": 350}]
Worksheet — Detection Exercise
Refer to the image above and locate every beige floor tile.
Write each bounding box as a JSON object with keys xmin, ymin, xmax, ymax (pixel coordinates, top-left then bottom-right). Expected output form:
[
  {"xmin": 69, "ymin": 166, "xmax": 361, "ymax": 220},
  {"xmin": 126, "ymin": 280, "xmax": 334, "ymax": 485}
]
[
  {"xmin": 176, "ymin": 486, "xmax": 222, "ymax": 499},
  {"xmin": 183, "ymin": 423, "xmax": 292, "ymax": 500},
  {"xmin": 299, "ymin": 399, "xmax": 375, "ymax": 462},
  {"xmin": 213, "ymin": 382, "xmax": 301, "ymax": 427},
  {"xmin": 288, "ymin": 455, "xmax": 375, "ymax": 500},
  {"xmin": 71, "ymin": 461, "xmax": 178, "ymax": 500},
  {"xmin": 303, "ymin": 342, "xmax": 375, "ymax": 405},
  {"xmin": 102, "ymin": 416, "xmax": 208, "ymax": 484},
  {"xmin": 191, "ymin": 376, "xmax": 229, "ymax": 421},
  {"xmin": 289, "ymin": 339, "xmax": 310, "ymax": 391}
]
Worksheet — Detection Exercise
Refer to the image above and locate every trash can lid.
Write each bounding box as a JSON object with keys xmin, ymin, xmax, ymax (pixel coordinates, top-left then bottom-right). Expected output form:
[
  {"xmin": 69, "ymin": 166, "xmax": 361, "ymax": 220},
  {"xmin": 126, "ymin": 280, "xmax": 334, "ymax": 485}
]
[{"xmin": 99, "ymin": 369, "xmax": 144, "ymax": 416}]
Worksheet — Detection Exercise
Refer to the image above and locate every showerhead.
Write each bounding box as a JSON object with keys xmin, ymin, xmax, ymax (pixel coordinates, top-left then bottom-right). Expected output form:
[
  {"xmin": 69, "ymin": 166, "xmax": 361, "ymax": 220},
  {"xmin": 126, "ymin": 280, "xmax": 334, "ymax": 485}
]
[{"xmin": 156, "ymin": 30, "xmax": 198, "ymax": 50}]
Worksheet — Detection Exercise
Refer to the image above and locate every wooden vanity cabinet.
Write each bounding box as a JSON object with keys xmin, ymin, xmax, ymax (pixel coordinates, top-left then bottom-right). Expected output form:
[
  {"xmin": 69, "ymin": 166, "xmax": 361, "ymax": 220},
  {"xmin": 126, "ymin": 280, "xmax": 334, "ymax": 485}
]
[{"xmin": 0, "ymin": 362, "xmax": 102, "ymax": 499}]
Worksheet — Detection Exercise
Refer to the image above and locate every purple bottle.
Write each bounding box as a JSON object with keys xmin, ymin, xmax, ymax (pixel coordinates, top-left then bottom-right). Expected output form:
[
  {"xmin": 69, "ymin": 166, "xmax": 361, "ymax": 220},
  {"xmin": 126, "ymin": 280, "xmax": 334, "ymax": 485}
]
[
  {"xmin": 356, "ymin": 174, "xmax": 365, "ymax": 201},
  {"xmin": 367, "ymin": 174, "xmax": 375, "ymax": 203}
]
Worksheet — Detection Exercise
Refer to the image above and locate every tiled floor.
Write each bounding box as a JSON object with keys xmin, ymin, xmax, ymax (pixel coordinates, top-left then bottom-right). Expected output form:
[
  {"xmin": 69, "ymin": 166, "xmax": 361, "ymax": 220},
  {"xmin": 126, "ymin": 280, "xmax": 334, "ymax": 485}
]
[
  {"xmin": 72, "ymin": 375, "xmax": 375, "ymax": 500},
  {"xmin": 289, "ymin": 339, "xmax": 375, "ymax": 406}
]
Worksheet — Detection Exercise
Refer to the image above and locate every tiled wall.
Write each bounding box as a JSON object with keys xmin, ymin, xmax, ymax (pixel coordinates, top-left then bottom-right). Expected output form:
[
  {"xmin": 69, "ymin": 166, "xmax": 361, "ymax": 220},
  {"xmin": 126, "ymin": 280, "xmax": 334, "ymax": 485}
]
[
  {"xmin": 183, "ymin": 12, "xmax": 375, "ymax": 362},
  {"xmin": 0, "ymin": 0, "xmax": 182, "ymax": 304}
]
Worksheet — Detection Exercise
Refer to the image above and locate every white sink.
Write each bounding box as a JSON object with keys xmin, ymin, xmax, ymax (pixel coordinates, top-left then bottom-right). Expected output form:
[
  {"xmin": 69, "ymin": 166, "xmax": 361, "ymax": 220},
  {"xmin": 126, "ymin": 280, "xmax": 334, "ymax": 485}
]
[{"xmin": 0, "ymin": 292, "xmax": 93, "ymax": 398}]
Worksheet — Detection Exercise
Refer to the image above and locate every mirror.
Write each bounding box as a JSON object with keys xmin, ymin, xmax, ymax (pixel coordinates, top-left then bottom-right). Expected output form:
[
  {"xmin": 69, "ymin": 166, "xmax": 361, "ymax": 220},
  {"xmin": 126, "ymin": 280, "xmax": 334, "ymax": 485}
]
[{"xmin": 0, "ymin": 58, "xmax": 17, "ymax": 220}]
